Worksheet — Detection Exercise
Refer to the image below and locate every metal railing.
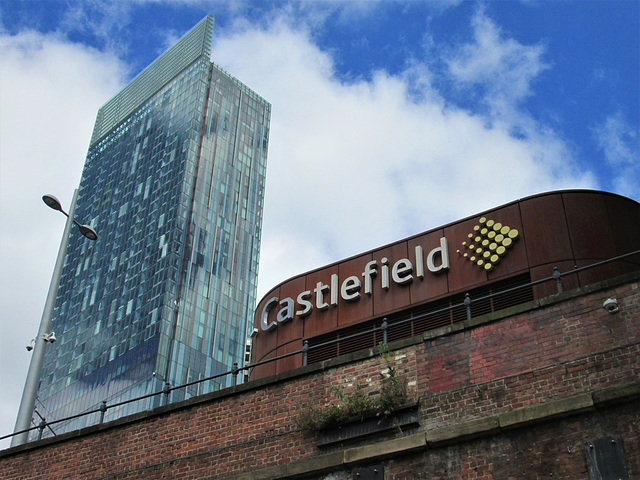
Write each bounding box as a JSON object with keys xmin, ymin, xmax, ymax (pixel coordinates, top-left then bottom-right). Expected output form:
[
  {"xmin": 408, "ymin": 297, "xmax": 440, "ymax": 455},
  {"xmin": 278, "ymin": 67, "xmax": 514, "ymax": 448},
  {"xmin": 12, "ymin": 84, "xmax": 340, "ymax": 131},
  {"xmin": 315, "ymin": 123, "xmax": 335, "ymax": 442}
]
[{"xmin": 3, "ymin": 250, "xmax": 638, "ymax": 445}]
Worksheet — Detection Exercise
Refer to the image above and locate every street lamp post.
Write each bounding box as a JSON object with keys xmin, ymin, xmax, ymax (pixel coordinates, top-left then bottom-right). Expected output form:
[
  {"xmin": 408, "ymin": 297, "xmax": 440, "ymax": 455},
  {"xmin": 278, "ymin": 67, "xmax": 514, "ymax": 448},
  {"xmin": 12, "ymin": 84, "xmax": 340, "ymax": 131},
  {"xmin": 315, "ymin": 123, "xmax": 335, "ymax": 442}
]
[{"xmin": 11, "ymin": 189, "xmax": 97, "ymax": 446}]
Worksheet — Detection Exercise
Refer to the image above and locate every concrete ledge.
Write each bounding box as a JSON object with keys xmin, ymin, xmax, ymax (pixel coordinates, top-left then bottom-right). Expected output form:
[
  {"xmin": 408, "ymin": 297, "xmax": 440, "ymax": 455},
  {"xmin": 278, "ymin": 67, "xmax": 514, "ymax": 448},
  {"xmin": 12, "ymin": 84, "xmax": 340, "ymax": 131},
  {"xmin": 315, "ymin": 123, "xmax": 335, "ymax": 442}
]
[
  {"xmin": 343, "ymin": 433, "xmax": 426, "ymax": 464},
  {"xmin": 427, "ymin": 416, "xmax": 499, "ymax": 445},
  {"xmin": 225, "ymin": 452, "xmax": 344, "ymax": 480},
  {"xmin": 593, "ymin": 380, "xmax": 640, "ymax": 406},
  {"xmin": 498, "ymin": 393, "xmax": 594, "ymax": 429}
]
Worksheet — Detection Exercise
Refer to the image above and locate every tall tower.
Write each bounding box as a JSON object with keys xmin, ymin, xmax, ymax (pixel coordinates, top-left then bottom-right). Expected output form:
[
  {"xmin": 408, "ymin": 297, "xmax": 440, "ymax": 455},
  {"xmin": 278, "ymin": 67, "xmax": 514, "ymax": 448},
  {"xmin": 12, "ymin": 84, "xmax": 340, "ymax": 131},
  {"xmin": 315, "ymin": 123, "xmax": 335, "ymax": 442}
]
[{"xmin": 31, "ymin": 16, "xmax": 270, "ymax": 436}]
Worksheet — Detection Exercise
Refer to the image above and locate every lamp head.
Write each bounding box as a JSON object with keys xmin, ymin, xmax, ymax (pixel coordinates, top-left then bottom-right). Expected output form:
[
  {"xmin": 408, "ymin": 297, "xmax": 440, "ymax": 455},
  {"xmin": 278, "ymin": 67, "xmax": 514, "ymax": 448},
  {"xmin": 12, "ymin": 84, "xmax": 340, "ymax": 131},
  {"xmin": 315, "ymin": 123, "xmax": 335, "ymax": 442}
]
[
  {"xmin": 42, "ymin": 194, "xmax": 63, "ymax": 212},
  {"xmin": 77, "ymin": 224, "xmax": 98, "ymax": 241}
]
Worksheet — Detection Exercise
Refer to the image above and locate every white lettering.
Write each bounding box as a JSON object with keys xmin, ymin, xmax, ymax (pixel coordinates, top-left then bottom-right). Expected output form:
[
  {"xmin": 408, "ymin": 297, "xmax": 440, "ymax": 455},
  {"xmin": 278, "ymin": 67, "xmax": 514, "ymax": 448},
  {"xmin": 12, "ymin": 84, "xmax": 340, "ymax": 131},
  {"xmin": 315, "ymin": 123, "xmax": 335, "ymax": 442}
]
[
  {"xmin": 362, "ymin": 260, "xmax": 378, "ymax": 295},
  {"xmin": 261, "ymin": 297, "xmax": 278, "ymax": 331},
  {"xmin": 331, "ymin": 274, "xmax": 339, "ymax": 306},
  {"xmin": 277, "ymin": 297, "xmax": 294, "ymax": 323},
  {"xmin": 261, "ymin": 236, "xmax": 453, "ymax": 330},
  {"xmin": 415, "ymin": 245, "xmax": 424, "ymax": 279},
  {"xmin": 392, "ymin": 258, "xmax": 413, "ymax": 284},
  {"xmin": 427, "ymin": 237, "xmax": 450, "ymax": 272},
  {"xmin": 314, "ymin": 281, "xmax": 330, "ymax": 310},
  {"xmin": 296, "ymin": 291, "xmax": 313, "ymax": 317},
  {"xmin": 381, "ymin": 257, "xmax": 390, "ymax": 290},
  {"xmin": 341, "ymin": 276, "xmax": 361, "ymax": 301}
]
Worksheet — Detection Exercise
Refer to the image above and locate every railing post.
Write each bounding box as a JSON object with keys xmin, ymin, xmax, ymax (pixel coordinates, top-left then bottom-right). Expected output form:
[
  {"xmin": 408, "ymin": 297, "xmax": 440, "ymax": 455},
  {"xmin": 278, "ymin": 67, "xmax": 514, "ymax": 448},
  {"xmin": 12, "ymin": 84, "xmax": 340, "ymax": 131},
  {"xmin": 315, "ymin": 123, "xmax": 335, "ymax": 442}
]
[
  {"xmin": 99, "ymin": 401, "xmax": 107, "ymax": 424},
  {"xmin": 302, "ymin": 340, "xmax": 309, "ymax": 366},
  {"xmin": 464, "ymin": 293, "xmax": 472, "ymax": 321},
  {"xmin": 163, "ymin": 382, "xmax": 171, "ymax": 405},
  {"xmin": 553, "ymin": 267, "xmax": 563, "ymax": 293},
  {"xmin": 381, "ymin": 318, "xmax": 388, "ymax": 345},
  {"xmin": 37, "ymin": 419, "xmax": 46, "ymax": 441},
  {"xmin": 231, "ymin": 362, "xmax": 238, "ymax": 387}
]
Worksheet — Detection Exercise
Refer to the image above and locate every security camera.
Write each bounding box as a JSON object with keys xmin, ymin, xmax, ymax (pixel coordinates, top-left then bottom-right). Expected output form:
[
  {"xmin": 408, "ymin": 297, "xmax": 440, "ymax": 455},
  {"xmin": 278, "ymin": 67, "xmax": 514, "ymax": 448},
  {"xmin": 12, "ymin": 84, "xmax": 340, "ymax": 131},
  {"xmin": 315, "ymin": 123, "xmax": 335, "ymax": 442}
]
[
  {"xmin": 603, "ymin": 298, "xmax": 619, "ymax": 314},
  {"xmin": 44, "ymin": 332, "xmax": 57, "ymax": 343},
  {"xmin": 26, "ymin": 339, "xmax": 35, "ymax": 351},
  {"xmin": 251, "ymin": 327, "xmax": 259, "ymax": 337}
]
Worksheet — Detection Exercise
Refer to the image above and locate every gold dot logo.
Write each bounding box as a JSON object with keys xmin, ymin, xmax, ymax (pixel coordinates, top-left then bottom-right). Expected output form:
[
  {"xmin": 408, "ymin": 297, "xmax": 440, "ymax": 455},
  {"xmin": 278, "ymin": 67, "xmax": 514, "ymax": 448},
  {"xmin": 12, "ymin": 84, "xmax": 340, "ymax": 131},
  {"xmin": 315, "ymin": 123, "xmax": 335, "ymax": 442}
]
[{"xmin": 458, "ymin": 217, "xmax": 520, "ymax": 271}]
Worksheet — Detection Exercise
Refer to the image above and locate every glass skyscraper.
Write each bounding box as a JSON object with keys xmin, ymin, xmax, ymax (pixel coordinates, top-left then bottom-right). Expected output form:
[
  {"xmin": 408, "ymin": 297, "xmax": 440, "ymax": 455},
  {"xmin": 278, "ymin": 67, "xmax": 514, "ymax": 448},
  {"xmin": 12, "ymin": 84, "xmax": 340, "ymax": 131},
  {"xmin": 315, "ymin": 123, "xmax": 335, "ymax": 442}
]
[{"xmin": 31, "ymin": 16, "xmax": 270, "ymax": 436}]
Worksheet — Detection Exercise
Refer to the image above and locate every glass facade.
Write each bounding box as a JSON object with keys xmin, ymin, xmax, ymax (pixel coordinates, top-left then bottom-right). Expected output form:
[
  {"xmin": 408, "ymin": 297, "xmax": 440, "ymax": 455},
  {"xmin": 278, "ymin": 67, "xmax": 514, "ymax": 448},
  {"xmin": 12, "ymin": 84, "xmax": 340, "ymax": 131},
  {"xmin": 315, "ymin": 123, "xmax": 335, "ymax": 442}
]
[{"xmin": 32, "ymin": 16, "xmax": 270, "ymax": 437}]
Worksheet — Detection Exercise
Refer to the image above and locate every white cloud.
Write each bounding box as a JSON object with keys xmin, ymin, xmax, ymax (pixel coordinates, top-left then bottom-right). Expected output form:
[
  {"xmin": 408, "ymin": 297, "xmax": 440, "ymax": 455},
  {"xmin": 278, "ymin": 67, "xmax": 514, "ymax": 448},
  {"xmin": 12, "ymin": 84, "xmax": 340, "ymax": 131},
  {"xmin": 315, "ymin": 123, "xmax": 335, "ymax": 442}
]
[
  {"xmin": 593, "ymin": 111, "xmax": 640, "ymax": 197},
  {"xmin": 0, "ymin": 29, "xmax": 126, "ymax": 448},
  {"xmin": 209, "ymin": 16, "xmax": 596, "ymax": 300},
  {"xmin": 447, "ymin": 9, "xmax": 549, "ymax": 125}
]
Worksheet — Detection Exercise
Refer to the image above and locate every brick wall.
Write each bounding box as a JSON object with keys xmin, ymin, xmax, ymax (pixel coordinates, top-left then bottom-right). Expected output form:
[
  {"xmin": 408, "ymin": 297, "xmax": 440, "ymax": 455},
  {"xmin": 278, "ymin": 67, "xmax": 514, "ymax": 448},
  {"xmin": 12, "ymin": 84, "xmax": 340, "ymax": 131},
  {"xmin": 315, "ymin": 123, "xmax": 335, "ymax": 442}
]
[{"xmin": 1, "ymin": 273, "xmax": 638, "ymax": 479}]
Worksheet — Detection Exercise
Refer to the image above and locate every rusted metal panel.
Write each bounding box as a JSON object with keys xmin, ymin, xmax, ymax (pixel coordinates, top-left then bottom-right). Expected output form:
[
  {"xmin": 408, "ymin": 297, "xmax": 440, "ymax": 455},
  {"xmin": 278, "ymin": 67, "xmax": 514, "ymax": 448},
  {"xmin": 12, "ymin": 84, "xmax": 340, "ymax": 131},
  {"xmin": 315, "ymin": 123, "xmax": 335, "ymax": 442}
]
[
  {"xmin": 372, "ymin": 241, "xmax": 411, "ymax": 317},
  {"xmin": 275, "ymin": 340, "xmax": 303, "ymax": 375},
  {"xmin": 275, "ymin": 276, "xmax": 306, "ymax": 345},
  {"xmin": 303, "ymin": 265, "xmax": 340, "ymax": 337},
  {"xmin": 408, "ymin": 230, "xmax": 449, "ymax": 305},
  {"xmin": 520, "ymin": 193, "xmax": 573, "ymax": 266},
  {"xmin": 564, "ymin": 192, "xmax": 617, "ymax": 260}
]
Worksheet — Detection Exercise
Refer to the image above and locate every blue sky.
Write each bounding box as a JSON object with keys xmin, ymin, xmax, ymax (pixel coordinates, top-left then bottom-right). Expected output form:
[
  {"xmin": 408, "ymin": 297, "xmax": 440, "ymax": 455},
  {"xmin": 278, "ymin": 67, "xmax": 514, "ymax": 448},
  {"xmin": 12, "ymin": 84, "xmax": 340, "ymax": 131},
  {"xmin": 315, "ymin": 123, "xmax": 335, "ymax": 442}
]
[{"xmin": 0, "ymin": 0, "xmax": 638, "ymax": 446}]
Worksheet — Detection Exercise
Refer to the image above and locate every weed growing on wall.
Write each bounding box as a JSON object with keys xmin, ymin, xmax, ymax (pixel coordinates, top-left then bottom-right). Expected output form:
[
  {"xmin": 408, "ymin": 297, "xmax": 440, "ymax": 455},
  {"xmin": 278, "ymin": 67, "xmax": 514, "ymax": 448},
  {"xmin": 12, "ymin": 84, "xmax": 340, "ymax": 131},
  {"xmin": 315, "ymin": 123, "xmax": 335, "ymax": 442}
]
[{"xmin": 297, "ymin": 344, "xmax": 408, "ymax": 430}]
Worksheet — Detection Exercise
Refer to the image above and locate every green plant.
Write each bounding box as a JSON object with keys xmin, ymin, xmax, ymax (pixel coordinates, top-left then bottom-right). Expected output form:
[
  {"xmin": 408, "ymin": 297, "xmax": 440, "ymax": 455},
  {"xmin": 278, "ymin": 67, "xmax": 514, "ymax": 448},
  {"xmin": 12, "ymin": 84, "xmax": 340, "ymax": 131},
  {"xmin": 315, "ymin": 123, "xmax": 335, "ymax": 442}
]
[
  {"xmin": 297, "ymin": 343, "xmax": 408, "ymax": 430},
  {"xmin": 378, "ymin": 343, "xmax": 408, "ymax": 415}
]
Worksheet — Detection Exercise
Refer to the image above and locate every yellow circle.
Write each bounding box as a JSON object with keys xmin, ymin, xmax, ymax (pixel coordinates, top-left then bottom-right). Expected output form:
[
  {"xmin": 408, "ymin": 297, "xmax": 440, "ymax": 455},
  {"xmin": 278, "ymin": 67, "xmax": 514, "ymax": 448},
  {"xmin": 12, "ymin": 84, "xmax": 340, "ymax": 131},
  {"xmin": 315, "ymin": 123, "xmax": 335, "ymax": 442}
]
[
  {"xmin": 463, "ymin": 253, "xmax": 468, "ymax": 258},
  {"xmin": 462, "ymin": 241, "xmax": 467, "ymax": 246},
  {"xmin": 469, "ymin": 244, "xmax": 475, "ymax": 250},
  {"xmin": 488, "ymin": 231, "xmax": 496, "ymax": 239},
  {"xmin": 480, "ymin": 228, "xmax": 488, "ymax": 235},
  {"xmin": 474, "ymin": 225, "xmax": 480, "ymax": 231},
  {"xmin": 496, "ymin": 246, "xmax": 506, "ymax": 256},
  {"xmin": 479, "ymin": 217, "xmax": 486, "ymax": 224},
  {"xmin": 508, "ymin": 229, "xmax": 519, "ymax": 239},
  {"xmin": 468, "ymin": 233, "xmax": 474, "ymax": 239},
  {"xmin": 475, "ymin": 236, "xmax": 482, "ymax": 243},
  {"xmin": 483, "ymin": 251, "xmax": 491, "ymax": 259},
  {"xmin": 484, "ymin": 263, "xmax": 493, "ymax": 271},
  {"xmin": 490, "ymin": 254, "xmax": 500, "ymax": 263},
  {"xmin": 493, "ymin": 222, "xmax": 502, "ymax": 231},
  {"xmin": 470, "ymin": 256, "xmax": 476, "ymax": 262},
  {"xmin": 456, "ymin": 249, "xmax": 461, "ymax": 254},
  {"xmin": 489, "ymin": 242, "xmax": 497, "ymax": 251},
  {"xmin": 482, "ymin": 239, "xmax": 489, "ymax": 247},
  {"xmin": 500, "ymin": 225, "xmax": 510, "ymax": 235},
  {"xmin": 477, "ymin": 259, "xmax": 484, "ymax": 267},
  {"xmin": 502, "ymin": 237, "xmax": 513, "ymax": 248},
  {"xmin": 495, "ymin": 234, "xmax": 504, "ymax": 243},
  {"xmin": 486, "ymin": 219, "xmax": 495, "ymax": 227},
  {"xmin": 476, "ymin": 247, "xmax": 483, "ymax": 254}
]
